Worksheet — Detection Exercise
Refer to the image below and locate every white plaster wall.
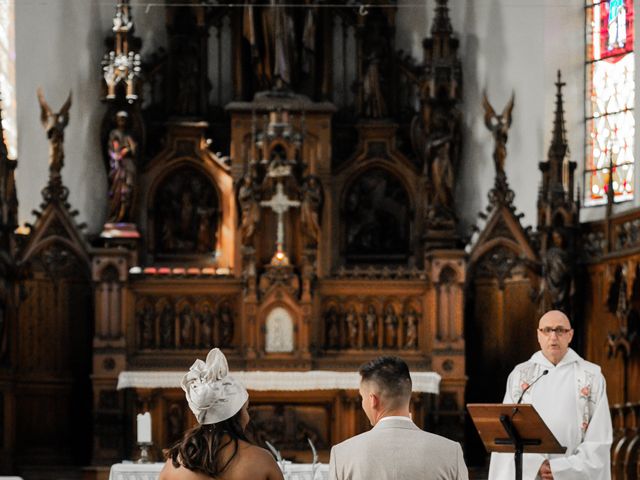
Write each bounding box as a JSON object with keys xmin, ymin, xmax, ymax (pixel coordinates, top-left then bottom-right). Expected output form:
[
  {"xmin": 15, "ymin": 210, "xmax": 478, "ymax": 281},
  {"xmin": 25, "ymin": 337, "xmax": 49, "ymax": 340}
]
[
  {"xmin": 398, "ymin": 0, "xmax": 585, "ymax": 234},
  {"xmin": 14, "ymin": 0, "xmax": 621, "ymax": 237}
]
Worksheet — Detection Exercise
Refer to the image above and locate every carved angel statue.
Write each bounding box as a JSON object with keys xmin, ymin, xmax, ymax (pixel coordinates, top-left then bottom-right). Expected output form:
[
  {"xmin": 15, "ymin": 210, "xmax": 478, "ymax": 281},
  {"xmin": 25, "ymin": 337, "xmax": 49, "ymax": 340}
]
[
  {"xmin": 482, "ymin": 91, "xmax": 515, "ymax": 179},
  {"xmin": 37, "ymin": 88, "xmax": 72, "ymax": 174}
]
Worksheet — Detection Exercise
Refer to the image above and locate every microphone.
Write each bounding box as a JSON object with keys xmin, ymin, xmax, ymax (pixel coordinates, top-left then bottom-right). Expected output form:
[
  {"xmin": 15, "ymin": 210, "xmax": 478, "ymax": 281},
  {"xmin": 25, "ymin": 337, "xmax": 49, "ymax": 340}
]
[{"xmin": 516, "ymin": 369, "xmax": 549, "ymax": 404}]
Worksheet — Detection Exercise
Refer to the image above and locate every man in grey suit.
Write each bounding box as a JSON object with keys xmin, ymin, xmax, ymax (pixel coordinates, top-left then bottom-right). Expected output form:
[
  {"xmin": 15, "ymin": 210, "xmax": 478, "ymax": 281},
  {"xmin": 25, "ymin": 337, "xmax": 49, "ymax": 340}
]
[{"xmin": 329, "ymin": 356, "xmax": 468, "ymax": 480}]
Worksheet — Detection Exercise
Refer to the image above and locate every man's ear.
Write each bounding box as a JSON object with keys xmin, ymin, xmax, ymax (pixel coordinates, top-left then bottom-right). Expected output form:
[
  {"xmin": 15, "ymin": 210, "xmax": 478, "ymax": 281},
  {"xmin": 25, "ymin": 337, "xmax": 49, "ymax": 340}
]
[{"xmin": 370, "ymin": 392, "xmax": 380, "ymax": 410}]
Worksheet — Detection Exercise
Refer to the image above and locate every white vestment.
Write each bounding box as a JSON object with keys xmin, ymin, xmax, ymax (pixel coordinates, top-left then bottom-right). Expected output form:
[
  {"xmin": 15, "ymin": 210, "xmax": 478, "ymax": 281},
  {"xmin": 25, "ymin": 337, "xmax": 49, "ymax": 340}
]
[{"xmin": 488, "ymin": 348, "xmax": 612, "ymax": 480}]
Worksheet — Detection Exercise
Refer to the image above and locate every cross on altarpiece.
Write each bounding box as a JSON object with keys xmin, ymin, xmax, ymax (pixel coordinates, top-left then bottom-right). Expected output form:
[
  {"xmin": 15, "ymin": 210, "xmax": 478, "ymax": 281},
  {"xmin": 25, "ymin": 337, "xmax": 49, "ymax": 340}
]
[{"xmin": 260, "ymin": 181, "xmax": 300, "ymax": 262}]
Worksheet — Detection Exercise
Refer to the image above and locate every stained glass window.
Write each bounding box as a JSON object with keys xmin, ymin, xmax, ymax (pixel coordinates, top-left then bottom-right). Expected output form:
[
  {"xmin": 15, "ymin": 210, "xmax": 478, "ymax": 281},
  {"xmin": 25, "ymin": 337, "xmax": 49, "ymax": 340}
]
[
  {"xmin": 585, "ymin": 0, "xmax": 635, "ymax": 205},
  {"xmin": 585, "ymin": 0, "xmax": 635, "ymax": 206},
  {"xmin": 0, "ymin": 0, "xmax": 16, "ymax": 159}
]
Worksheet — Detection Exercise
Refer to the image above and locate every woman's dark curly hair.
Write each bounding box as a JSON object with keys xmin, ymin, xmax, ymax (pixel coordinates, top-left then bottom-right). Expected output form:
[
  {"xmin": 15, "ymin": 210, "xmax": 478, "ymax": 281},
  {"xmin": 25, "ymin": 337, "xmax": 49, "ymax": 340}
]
[{"xmin": 166, "ymin": 409, "xmax": 249, "ymax": 477}]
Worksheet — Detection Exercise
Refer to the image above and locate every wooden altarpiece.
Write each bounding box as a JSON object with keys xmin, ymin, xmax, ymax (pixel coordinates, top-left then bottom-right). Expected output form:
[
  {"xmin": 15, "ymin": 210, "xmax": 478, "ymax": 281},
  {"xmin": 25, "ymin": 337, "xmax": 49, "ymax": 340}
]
[
  {"xmin": 85, "ymin": 0, "xmax": 470, "ymax": 465},
  {"xmin": 0, "ymin": 0, "xmax": 467, "ymax": 471}
]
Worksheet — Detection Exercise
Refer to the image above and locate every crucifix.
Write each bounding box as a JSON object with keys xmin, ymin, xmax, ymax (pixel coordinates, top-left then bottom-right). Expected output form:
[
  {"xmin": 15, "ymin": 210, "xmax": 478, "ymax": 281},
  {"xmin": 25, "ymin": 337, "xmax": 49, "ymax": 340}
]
[{"xmin": 260, "ymin": 181, "xmax": 300, "ymax": 265}]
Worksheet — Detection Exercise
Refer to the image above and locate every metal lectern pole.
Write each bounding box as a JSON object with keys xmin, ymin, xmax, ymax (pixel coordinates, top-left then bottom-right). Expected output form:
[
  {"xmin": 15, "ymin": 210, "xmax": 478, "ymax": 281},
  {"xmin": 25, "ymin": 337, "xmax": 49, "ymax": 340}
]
[{"xmin": 498, "ymin": 414, "xmax": 524, "ymax": 480}]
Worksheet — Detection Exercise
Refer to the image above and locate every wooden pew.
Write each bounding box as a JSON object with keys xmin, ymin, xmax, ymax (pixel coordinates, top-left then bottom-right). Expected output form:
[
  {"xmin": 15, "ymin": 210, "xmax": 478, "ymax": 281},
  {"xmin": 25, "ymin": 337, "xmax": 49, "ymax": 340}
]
[{"xmin": 610, "ymin": 402, "xmax": 640, "ymax": 480}]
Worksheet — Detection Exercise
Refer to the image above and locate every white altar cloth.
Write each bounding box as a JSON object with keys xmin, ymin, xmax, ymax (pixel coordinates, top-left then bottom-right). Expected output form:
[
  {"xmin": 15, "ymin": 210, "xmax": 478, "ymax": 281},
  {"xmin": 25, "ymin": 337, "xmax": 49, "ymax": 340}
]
[
  {"xmin": 109, "ymin": 461, "xmax": 329, "ymax": 480},
  {"xmin": 116, "ymin": 370, "xmax": 440, "ymax": 394}
]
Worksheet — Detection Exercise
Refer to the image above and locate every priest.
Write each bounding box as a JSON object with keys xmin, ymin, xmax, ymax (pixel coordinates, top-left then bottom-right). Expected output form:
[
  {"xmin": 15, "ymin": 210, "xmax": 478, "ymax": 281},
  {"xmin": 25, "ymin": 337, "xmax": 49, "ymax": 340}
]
[{"xmin": 488, "ymin": 310, "xmax": 612, "ymax": 480}]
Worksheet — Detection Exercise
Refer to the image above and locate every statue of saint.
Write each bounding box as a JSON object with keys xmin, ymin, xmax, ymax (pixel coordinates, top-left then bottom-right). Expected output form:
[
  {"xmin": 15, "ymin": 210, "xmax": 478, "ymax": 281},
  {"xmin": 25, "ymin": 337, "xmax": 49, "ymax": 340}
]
[
  {"xmin": 139, "ymin": 304, "xmax": 155, "ymax": 349},
  {"xmin": 540, "ymin": 228, "xmax": 572, "ymax": 312},
  {"xmin": 364, "ymin": 305, "xmax": 378, "ymax": 348},
  {"xmin": 300, "ymin": 176, "xmax": 323, "ymax": 246},
  {"xmin": 362, "ymin": 54, "xmax": 387, "ymax": 119},
  {"xmin": 159, "ymin": 304, "xmax": 175, "ymax": 348},
  {"xmin": 242, "ymin": 0, "xmax": 316, "ymax": 91},
  {"xmin": 345, "ymin": 306, "xmax": 359, "ymax": 348},
  {"xmin": 411, "ymin": 104, "xmax": 461, "ymax": 222},
  {"xmin": 176, "ymin": 48, "xmax": 199, "ymax": 116},
  {"xmin": 325, "ymin": 307, "xmax": 339, "ymax": 349},
  {"xmin": 180, "ymin": 305, "xmax": 195, "ymax": 348},
  {"xmin": 106, "ymin": 111, "xmax": 137, "ymax": 223},
  {"xmin": 219, "ymin": 305, "xmax": 234, "ymax": 346},
  {"xmin": 384, "ymin": 304, "xmax": 398, "ymax": 348},
  {"xmin": 198, "ymin": 303, "xmax": 214, "ymax": 348},
  {"xmin": 404, "ymin": 308, "xmax": 418, "ymax": 348},
  {"xmin": 238, "ymin": 174, "xmax": 261, "ymax": 247}
]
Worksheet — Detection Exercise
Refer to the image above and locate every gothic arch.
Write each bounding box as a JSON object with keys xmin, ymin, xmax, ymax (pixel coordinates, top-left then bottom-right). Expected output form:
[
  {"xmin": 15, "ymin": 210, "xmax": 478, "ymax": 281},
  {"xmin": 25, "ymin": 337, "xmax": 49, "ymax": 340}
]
[{"xmin": 146, "ymin": 160, "xmax": 222, "ymax": 258}]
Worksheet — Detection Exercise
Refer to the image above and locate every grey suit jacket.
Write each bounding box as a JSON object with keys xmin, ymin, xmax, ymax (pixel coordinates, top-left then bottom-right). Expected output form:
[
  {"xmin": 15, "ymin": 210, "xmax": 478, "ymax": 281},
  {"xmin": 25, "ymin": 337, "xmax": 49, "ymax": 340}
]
[{"xmin": 329, "ymin": 418, "xmax": 468, "ymax": 480}]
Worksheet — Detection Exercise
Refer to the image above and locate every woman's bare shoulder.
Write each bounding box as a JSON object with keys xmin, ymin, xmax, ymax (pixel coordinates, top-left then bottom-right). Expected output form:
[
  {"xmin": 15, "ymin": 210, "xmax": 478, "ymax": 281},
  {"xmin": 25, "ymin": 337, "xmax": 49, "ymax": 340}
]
[
  {"xmin": 159, "ymin": 458, "xmax": 212, "ymax": 480},
  {"xmin": 232, "ymin": 443, "xmax": 284, "ymax": 479}
]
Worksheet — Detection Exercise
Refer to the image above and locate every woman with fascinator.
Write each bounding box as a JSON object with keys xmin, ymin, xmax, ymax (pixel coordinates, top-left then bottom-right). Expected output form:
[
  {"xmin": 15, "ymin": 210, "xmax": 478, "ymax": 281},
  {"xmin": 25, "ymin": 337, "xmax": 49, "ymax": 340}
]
[{"xmin": 160, "ymin": 349, "xmax": 284, "ymax": 480}]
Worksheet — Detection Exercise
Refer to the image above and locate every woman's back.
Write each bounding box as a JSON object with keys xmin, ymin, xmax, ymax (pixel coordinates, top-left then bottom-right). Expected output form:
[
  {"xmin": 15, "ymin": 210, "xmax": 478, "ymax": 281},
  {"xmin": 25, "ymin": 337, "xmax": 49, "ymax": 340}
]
[{"xmin": 160, "ymin": 439, "xmax": 284, "ymax": 480}]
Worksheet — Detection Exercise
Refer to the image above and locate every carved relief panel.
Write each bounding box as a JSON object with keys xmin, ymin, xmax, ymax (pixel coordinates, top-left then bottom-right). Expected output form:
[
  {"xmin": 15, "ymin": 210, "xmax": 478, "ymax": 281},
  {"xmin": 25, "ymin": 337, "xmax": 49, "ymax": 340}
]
[
  {"xmin": 321, "ymin": 296, "xmax": 423, "ymax": 351},
  {"xmin": 133, "ymin": 294, "xmax": 238, "ymax": 352}
]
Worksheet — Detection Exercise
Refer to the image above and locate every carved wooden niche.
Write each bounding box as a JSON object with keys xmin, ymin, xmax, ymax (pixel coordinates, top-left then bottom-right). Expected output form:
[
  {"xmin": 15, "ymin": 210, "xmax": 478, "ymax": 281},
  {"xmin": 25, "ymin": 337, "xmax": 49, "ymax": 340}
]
[
  {"xmin": 341, "ymin": 167, "xmax": 411, "ymax": 264},
  {"xmin": 257, "ymin": 296, "xmax": 303, "ymax": 359},
  {"xmin": 150, "ymin": 165, "xmax": 220, "ymax": 258},
  {"xmin": 265, "ymin": 307, "xmax": 295, "ymax": 353}
]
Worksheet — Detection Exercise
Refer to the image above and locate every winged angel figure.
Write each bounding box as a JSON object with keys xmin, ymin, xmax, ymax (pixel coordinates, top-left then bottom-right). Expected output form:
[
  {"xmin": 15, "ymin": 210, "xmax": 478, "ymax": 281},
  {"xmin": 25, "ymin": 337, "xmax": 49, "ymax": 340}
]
[
  {"xmin": 482, "ymin": 91, "xmax": 515, "ymax": 178},
  {"xmin": 37, "ymin": 88, "xmax": 72, "ymax": 174}
]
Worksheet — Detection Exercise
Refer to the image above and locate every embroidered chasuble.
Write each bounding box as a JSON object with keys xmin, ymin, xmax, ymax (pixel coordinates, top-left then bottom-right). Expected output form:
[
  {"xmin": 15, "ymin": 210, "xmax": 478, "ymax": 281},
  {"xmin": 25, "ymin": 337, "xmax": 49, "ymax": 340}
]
[{"xmin": 488, "ymin": 348, "xmax": 612, "ymax": 480}]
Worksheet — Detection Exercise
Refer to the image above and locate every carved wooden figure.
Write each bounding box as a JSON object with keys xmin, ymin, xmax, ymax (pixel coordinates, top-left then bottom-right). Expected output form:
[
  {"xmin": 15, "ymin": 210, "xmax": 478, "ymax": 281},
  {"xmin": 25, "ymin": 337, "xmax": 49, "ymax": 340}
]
[
  {"xmin": 300, "ymin": 176, "xmax": 323, "ymax": 247},
  {"xmin": 325, "ymin": 306, "xmax": 339, "ymax": 349},
  {"xmin": 364, "ymin": 305, "xmax": 378, "ymax": 348},
  {"xmin": 482, "ymin": 91, "xmax": 515, "ymax": 180},
  {"xmin": 238, "ymin": 173, "xmax": 261, "ymax": 247},
  {"xmin": 384, "ymin": 304, "xmax": 398, "ymax": 348},
  {"xmin": 106, "ymin": 111, "xmax": 137, "ymax": 223},
  {"xmin": 198, "ymin": 303, "xmax": 214, "ymax": 348},
  {"xmin": 405, "ymin": 308, "xmax": 418, "ymax": 349},
  {"xmin": 345, "ymin": 306, "xmax": 359, "ymax": 349},
  {"xmin": 37, "ymin": 88, "xmax": 72, "ymax": 174}
]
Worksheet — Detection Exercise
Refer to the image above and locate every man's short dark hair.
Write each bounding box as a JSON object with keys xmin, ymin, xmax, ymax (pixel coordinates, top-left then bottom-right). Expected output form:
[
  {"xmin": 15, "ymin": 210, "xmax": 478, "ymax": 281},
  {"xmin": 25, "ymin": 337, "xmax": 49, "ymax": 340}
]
[{"xmin": 359, "ymin": 356, "xmax": 412, "ymax": 403}]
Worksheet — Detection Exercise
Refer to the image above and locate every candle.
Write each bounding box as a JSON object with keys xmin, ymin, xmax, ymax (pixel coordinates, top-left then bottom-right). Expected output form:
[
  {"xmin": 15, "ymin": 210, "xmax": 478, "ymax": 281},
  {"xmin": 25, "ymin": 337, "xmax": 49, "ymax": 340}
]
[{"xmin": 137, "ymin": 412, "xmax": 152, "ymax": 444}]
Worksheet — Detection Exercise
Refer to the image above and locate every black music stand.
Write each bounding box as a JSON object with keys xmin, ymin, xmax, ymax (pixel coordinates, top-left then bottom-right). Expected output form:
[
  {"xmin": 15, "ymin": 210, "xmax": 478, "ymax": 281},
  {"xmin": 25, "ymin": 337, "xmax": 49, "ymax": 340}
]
[{"xmin": 468, "ymin": 403, "xmax": 566, "ymax": 480}]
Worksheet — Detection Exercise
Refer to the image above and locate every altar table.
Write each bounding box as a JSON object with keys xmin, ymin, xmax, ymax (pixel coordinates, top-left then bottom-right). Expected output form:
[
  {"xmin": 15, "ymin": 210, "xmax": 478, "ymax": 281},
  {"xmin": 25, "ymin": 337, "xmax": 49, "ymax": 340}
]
[
  {"xmin": 109, "ymin": 461, "xmax": 329, "ymax": 480},
  {"xmin": 117, "ymin": 370, "xmax": 441, "ymax": 393}
]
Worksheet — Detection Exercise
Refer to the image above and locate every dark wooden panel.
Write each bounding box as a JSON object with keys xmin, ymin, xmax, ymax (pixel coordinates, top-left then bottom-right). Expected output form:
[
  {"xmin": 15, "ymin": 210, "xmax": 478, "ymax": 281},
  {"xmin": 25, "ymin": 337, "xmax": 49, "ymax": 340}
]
[{"xmin": 15, "ymin": 278, "xmax": 93, "ymax": 465}]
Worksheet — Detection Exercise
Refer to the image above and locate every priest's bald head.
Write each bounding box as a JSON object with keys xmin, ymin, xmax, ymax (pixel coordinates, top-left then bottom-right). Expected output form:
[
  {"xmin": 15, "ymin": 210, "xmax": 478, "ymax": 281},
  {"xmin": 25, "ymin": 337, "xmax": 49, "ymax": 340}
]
[
  {"xmin": 358, "ymin": 356, "xmax": 412, "ymax": 426},
  {"xmin": 537, "ymin": 310, "xmax": 574, "ymax": 365}
]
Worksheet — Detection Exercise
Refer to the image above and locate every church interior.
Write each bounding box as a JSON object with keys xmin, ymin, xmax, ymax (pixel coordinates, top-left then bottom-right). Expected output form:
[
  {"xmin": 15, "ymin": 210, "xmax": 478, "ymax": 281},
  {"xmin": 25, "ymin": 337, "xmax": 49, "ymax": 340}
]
[{"xmin": 0, "ymin": 0, "xmax": 639, "ymax": 478}]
